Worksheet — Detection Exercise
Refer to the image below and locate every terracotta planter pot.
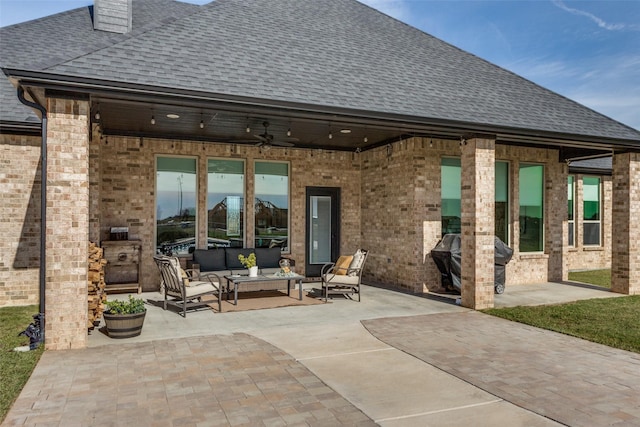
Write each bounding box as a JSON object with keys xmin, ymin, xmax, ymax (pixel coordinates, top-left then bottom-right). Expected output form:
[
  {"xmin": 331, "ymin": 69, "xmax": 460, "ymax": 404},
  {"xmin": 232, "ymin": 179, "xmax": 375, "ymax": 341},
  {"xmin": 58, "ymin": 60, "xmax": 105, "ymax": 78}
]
[{"xmin": 103, "ymin": 311, "xmax": 146, "ymax": 339}]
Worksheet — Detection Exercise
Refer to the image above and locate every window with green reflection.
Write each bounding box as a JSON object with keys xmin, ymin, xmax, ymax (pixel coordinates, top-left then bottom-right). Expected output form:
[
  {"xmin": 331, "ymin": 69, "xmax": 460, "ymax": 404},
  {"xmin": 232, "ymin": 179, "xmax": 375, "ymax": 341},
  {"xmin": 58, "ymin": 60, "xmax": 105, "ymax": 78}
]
[
  {"xmin": 440, "ymin": 158, "xmax": 509, "ymax": 242},
  {"xmin": 156, "ymin": 157, "xmax": 197, "ymax": 255},
  {"xmin": 495, "ymin": 161, "xmax": 509, "ymax": 244},
  {"xmin": 583, "ymin": 176, "xmax": 601, "ymax": 245},
  {"xmin": 254, "ymin": 161, "xmax": 289, "ymax": 251},
  {"xmin": 207, "ymin": 159, "xmax": 245, "ymax": 248},
  {"xmin": 441, "ymin": 158, "xmax": 461, "ymax": 235},
  {"xmin": 519, "ymin": 164, "xmax": 544, "ymax": 252}
]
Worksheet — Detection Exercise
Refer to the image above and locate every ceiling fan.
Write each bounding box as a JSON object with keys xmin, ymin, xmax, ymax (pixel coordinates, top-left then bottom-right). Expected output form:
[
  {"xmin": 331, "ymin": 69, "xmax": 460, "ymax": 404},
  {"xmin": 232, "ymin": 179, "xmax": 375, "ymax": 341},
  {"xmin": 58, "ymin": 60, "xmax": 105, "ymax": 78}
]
[{"xmin": 254, "ymin": 121, "xmax": 296, "ymax": 148}]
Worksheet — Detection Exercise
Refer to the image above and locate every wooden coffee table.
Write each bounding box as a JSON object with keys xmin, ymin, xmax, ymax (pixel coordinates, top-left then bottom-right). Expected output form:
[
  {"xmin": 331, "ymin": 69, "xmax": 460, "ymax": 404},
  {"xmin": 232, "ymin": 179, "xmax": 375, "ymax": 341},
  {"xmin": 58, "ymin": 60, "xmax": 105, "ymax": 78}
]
[{"xmin": 223, "ymin": 273, "xmax": 304, "ymax": 306}]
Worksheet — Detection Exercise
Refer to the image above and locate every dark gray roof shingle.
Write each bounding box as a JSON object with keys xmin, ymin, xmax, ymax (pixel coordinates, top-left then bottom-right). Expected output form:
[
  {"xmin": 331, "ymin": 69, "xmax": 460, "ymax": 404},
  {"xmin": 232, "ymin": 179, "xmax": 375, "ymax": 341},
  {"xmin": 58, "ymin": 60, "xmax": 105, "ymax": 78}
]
[
  {"xmin": 2, "ymin": 0, "xmax": 639, "ymax": 143},
  {"xmin": 1, "ymin": 0, "xmax": 201, "ymax": 123}
]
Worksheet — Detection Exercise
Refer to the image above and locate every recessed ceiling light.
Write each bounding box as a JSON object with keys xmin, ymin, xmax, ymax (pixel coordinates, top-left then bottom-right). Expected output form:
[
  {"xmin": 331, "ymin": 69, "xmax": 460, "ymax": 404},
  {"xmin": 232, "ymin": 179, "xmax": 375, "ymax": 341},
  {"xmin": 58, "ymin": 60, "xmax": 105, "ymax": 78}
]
[
  {"xmin": 340, "ymin": 129, "xmax": 351, "ymax": 134},
  {"xmin": 166, "ymin": 113, "xmax": 180, "ymax": 119}
]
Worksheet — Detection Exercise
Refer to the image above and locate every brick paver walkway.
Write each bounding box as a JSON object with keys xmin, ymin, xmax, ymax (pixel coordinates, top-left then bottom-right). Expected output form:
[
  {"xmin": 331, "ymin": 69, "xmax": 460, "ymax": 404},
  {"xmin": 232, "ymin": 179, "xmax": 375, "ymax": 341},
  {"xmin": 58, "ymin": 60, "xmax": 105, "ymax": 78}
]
[
  {"xmin": 3, "ymin": 333, "xmax": 375, "ymax": 426},
  {"xmin": 363, "ymin": 311, "xmax": 640, "ymax": 427}
]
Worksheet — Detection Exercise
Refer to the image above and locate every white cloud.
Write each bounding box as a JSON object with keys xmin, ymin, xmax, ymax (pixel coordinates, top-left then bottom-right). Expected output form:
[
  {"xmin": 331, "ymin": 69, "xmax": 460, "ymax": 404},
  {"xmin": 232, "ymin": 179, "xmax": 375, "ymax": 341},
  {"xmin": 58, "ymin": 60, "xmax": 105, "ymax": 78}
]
[{"xmin": 552, "ymin": 0, "xmax": 630, "ymax": 31}]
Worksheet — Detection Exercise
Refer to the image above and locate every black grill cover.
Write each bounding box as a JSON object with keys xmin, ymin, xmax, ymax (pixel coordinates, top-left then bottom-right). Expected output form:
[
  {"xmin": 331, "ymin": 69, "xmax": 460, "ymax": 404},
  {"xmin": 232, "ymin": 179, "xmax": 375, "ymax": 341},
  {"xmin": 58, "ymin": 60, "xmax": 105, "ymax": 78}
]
[{"xmin": 430, "ymin": 234, "xmax": 513, "ymax": 293}]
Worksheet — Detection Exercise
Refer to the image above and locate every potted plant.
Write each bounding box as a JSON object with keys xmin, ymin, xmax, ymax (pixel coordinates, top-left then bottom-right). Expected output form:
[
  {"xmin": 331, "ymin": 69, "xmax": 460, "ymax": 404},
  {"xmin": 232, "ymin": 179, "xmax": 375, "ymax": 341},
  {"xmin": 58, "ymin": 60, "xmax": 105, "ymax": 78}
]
[
  {"xmin": 103, "ymin": 295, "xmax": 146, "ymax": 338},
  {"xmin": 238, "ymin": 252, "xmax": 258, "ymax": 277}
]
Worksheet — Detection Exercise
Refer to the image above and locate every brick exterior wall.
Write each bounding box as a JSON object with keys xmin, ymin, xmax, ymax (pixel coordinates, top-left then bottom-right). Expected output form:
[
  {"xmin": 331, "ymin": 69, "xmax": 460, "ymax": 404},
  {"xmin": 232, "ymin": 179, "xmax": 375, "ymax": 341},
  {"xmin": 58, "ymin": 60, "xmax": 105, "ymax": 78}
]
[
  {"xmin": 0, "ymin": 133, "xmax": 41, "ymax": 307},
  {"xmin": 95, "ymin": 135, "xmax": 361, "ymax": 291},
  {"xmin": 611, "ymin": 152, "xmax": 640, "ymax": 295},
  {"xmin": 1, "ymin": 119, "xmax": 625, "ymax": 325},
  {"xmin": 460, "ymin": 137, "xmax": 495, "ymax": 309},
  {"xmin": 45, "ymin": 97, "xmax": 90, "ymax": 350}
]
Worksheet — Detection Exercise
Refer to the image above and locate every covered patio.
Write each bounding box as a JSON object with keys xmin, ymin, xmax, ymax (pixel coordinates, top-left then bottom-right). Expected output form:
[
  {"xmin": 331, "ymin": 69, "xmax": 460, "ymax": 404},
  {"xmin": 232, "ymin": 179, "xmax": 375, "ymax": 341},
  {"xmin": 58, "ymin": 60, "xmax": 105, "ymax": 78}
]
[{"xmin": 2, "ymin": 0, "xmax": 640, "ymax": 351}]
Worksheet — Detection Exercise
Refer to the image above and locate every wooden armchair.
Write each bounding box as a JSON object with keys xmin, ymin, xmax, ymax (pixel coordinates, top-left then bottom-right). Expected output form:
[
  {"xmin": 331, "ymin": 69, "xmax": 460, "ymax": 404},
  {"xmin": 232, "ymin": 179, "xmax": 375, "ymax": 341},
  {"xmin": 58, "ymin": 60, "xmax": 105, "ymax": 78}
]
[
  {"xmin": 321, "ymin": 249, "xmax": 368, "ymax": 302},
  {"xmin": 153, "ymin": 255, "xmax": 222, "ymax": 316}
]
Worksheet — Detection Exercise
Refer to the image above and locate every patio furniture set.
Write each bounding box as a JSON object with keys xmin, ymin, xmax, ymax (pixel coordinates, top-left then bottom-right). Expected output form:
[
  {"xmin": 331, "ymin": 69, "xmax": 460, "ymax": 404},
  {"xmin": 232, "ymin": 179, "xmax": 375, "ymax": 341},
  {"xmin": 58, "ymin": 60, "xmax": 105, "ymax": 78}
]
[{"xmin": 153, "ymin": 248, "xmax": 369, "ymax": 317}]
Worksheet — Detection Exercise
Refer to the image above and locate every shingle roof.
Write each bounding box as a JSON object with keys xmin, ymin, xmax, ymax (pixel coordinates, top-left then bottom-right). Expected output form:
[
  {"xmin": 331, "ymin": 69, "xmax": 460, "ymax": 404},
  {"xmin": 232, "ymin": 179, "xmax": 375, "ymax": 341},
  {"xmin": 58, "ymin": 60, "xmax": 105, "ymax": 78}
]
[
  {"xmin": 1, "ymin": 0, "xmax": 201, "ymax": 123},
  {"xmin": 2, "ymin": 0, "xmax": 639, "ymax": 143},
  {"xmin": 569, "ymin": 157, "xmax": 613, "ymax": 174}
]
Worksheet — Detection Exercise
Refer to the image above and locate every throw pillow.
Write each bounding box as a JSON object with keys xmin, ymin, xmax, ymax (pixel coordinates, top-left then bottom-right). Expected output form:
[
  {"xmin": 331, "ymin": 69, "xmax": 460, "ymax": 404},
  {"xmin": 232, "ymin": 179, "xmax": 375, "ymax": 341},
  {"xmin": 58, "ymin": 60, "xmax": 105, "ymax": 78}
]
[
  {"xmin": 348, "ymin": 250, "xmax": 365, "ymax": 276},
  {"xmin": 180, "ymin": 267, "xmax": 191, "ymax": 286},
  {"xmin": 334, "ymin": 255, "xmax": 353, "ymax": 275}
]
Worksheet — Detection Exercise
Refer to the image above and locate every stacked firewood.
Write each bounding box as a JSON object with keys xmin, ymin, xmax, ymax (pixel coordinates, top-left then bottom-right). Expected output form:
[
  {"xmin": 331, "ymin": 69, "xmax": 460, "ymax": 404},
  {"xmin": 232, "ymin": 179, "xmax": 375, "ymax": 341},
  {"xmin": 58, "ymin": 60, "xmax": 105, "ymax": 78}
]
[{"xmin": 88, "ymin": 241, "xmax": 108, "ymax": 330}]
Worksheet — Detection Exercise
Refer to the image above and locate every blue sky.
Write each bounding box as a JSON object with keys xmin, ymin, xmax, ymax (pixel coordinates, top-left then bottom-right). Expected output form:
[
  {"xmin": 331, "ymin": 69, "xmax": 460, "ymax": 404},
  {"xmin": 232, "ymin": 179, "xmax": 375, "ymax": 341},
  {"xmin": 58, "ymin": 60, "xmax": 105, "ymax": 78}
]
[{"xmin": 1, "ymin": 0, "xmax": 638, "ymax": 130}]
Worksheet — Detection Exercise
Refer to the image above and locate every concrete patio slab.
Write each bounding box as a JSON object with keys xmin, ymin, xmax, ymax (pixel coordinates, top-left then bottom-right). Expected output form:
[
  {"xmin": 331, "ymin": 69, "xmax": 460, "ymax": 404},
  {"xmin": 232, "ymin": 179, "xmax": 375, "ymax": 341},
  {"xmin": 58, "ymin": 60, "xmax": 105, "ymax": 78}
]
[{"xmin": 4, "ymin": 281, "xmax": 632, "ymax": 426}]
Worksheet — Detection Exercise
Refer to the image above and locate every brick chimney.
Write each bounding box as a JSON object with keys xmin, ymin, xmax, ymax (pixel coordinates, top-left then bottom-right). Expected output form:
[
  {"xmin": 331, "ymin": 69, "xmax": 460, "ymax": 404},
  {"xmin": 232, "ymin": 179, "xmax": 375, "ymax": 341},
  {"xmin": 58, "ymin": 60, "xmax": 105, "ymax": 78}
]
[{"xmin": 93, "ymin": 0, "xmax": 132, "ymax": 34}]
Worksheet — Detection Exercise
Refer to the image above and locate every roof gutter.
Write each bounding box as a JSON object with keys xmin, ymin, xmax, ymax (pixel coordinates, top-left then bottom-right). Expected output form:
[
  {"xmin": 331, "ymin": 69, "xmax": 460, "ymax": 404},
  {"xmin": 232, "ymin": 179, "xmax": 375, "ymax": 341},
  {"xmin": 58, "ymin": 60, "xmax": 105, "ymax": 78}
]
[{"xmin": 17, "ymin": 85, "xmax": 46, "ymax": 349}]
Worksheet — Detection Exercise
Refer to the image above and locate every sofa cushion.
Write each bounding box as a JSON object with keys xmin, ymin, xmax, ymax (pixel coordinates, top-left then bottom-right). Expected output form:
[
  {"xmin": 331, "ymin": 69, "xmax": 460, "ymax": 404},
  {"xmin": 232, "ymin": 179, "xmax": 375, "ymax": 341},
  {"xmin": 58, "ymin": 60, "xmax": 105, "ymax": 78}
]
[
  {"xmin": 193, "ymin": 249, "xmax": 226, "ymax": 272},
  {"xmin": 225, "ymin": 248, "xmax": 256, "ymax": 270},
  {"xmin": 256, "ymin": 247, "xmax": 282, "ymax": 268}
]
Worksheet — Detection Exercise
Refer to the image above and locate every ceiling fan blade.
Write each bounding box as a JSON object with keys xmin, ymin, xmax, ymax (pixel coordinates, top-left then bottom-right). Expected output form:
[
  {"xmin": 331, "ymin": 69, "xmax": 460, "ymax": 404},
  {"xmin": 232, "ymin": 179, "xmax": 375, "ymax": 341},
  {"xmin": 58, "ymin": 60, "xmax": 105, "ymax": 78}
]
[{"xmin": 271, "ymin": 140, "xmax": 295, "ymax": 147}]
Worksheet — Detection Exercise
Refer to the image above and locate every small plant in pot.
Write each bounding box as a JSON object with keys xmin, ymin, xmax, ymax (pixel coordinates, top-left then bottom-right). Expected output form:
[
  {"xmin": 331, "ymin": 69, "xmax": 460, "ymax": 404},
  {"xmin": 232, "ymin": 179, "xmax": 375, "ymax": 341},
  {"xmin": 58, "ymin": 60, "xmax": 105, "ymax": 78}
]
[
  {"xmin": 238, "ymin": 252, "xmax": 258, "ymax": 277},
  {"xmin": 103, "ymin": 295, "xmax": 146, "ymax": 339}
]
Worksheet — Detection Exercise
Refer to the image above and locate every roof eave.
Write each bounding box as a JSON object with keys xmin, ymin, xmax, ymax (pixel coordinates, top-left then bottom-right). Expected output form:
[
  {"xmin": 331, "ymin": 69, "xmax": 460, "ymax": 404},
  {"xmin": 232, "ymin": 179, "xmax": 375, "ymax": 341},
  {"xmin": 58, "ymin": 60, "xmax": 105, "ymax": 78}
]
[{"xmin": 6, "ymin": 68, "xmax": 640, "ymax": 151}]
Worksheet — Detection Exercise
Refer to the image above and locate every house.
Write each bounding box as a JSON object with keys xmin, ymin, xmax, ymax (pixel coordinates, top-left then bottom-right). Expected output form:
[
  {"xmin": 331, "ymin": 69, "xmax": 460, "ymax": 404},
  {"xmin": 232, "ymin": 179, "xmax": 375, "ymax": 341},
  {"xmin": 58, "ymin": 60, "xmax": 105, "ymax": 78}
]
[{"xmin": 2, "ymin": 0, "xmax": 639, "ymax": 350}]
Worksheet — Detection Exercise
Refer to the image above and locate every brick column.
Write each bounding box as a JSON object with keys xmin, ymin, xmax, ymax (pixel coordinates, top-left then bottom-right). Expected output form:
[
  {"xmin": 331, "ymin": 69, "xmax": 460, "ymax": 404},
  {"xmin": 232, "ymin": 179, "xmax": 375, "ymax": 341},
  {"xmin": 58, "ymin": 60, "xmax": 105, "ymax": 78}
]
[
  {"xmin": 547, "ymin": 160, "xmax": 568, "ymax": 281},
  {"xmin": 611, "ymin": 152, "xmax": 640, "ymax": 295},
  {"xmin": 45, "ymin": 96, "xmax": 90, "ymax": 349},
  {"xmin": 460, "ymin": 136, "xmax": 495, "ymax": 309}
]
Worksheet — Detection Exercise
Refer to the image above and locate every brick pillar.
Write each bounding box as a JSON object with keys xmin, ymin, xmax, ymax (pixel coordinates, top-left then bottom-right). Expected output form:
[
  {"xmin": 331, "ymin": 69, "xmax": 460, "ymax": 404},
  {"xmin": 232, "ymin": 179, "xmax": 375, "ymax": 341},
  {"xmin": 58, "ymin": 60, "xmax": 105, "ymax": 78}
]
[
  {"xmin": 460, "ymin": 136, "xmax": 495, "ymax": 309},
  {"xmin": 45, "ymin": 96, "xmax": 90, "ymax": 350},
  {"xmin": 547, "ymin": 160, "xmax": 568, "ymax": 281},
  {"xmin": 611, "ymin": 152, "xmax": 640, "ymax": 295}
]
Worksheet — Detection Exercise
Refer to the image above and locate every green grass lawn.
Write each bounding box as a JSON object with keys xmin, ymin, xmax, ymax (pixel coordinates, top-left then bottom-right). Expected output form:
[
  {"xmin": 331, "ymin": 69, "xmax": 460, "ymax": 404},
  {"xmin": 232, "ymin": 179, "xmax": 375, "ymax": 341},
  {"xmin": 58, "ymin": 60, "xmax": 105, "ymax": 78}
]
[
  {"xmin": 0, "ymin": 305, "xmax": 44, "ymax": 423},
  {"xmin": 568, "ymin": 269, "xmax": 611, "ymax": 288},
  {"xmin": 485, "ymin": 269, "xmax": 640, "ymax": 354}
]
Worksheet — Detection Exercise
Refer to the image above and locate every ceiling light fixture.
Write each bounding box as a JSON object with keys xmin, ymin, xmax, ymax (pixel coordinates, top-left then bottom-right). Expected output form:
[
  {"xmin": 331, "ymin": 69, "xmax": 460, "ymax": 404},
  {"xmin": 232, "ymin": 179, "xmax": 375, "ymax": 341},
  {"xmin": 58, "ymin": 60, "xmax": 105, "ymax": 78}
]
[
  {"xmin": 363, "ymin": 136, "xmax": 368, "ymax": 143},
  {"xmin": 329, "ymin": 131, "xmax": 333, "ymax": 139},
  {"xmin": 166, "ymin": 113, "xmax": 180, "ymax": 119},
  {"xmin": 150, "ymin": 113, "xmax": 155, "ymax": 125},
  {"xmin": 94, "ymin": 103, "xmax": 100, "ymax": 121},
  {"xmin": 200, "ymin": 120, "xmax": 204, "ymax": 129},
  {"xmin": 287, "ymin": 128, "xmax": 291, "ymax": 137},
  {"xmin": 340, "ymin": 129, "xmax": 351, "ymax": 134}
]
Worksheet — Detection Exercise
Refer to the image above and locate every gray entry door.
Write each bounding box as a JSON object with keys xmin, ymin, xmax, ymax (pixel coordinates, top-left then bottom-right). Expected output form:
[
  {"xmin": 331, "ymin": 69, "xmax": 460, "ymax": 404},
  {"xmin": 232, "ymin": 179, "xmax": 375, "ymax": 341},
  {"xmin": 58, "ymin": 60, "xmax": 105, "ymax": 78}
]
[{"xmin": 305, "ymin": 187, "xmax": 340, "ymax": 277}]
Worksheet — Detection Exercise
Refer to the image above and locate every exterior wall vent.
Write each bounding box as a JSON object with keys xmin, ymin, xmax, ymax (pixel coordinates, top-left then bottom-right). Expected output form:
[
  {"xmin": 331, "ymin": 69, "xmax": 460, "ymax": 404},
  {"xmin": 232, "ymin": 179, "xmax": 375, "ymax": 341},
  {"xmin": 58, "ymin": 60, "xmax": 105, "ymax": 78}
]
[{"xmin": 94, "ymin": 0, "xmax": 132, "ymax": 34}]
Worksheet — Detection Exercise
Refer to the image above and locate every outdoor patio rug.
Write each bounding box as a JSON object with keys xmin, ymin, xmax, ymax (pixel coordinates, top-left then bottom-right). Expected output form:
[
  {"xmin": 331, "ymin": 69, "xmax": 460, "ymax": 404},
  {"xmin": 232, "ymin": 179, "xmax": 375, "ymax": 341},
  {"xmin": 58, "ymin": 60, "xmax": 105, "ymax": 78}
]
[
  {"xmin": 208, "ymin": 290, "xmax": 326, "ymax": 313},
  {"xmin": 362, "ymin": 311, "xmax": 640, "ymax": 427}
]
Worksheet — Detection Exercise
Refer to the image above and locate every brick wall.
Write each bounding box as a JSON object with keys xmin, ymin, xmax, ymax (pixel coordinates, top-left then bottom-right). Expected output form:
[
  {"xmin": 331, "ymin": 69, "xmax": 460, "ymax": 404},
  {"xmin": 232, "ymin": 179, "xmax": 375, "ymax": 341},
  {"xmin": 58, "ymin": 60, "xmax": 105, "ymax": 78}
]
[
  {"xmin": 45, "ymin": 97, "xmax": 90, "ymax": 350},
  {"xmin": 96, "ymin": 135, "xmax": 361, "ymax": 290},
  {"xmin": 361, "ymin": 138, "xmax": 568, "ymax": 292},
  {"xmin": 460, "ymin": 137, "xmax": 495, "ymax": 309},
  {"xmin": 2, "ymin": 124, "xmax": 617, "ymax": 312},
  {"xmin": 0, "ymin": 133, "xmax": 41, "ymax": 307},
  {"xmin": 611, "ymin": 152, "xmax": 640, "ymax": 295}
]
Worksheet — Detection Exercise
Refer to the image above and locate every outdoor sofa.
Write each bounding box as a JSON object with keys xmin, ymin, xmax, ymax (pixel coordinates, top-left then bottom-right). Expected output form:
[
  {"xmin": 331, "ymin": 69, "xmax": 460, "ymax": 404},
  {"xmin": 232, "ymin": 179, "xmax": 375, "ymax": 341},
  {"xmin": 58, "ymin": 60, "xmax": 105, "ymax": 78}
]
[{"xmin": 189, "ymin": 247, "xmax": 286, "ymax": 277}]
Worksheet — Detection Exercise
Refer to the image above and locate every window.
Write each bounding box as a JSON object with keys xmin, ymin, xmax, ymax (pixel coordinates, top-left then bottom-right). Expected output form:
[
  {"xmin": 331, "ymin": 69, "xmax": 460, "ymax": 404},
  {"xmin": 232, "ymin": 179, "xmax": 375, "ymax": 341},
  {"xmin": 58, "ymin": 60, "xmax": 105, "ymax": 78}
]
[
  {"xmin": 519, "ymin": 164, "xmax": 544, "ymax": 252},
  {"xmin": 441, "ymin": 158, "xmax": 461, "ymax": 235},
  {"xmin": 568, "ymin": 175, "xmax": 575, "ymax": 246},
  {"xmin": 156, "ymin": 157, "xmax": 197, "ymax": 255},
  {"xmin": 441, "ymin": 158, "xmax": 509, "ymax": 241},
  {"xmin": 495, "ymin": 161, "xmax": 509, "ymax": 244},
  {"xmin": 254, "ymin": 161, "xmax": 289, "ymax": 251},
  {"xmin": 583, "ymin": 176, "xmax": 601, "ymax": 246},
  {"xmin": 207, "ymin": 159, "xmax": 245, "ymax": 248}
]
